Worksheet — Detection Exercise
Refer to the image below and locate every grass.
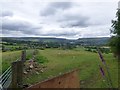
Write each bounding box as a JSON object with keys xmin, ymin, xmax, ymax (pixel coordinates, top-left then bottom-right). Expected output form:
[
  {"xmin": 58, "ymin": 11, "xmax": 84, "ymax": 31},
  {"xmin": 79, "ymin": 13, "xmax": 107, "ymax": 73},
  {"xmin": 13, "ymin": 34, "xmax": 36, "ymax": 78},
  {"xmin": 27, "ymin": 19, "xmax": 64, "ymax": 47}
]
[
  {"xmin": 26, "ymin": 50, "xmax": 34, "ymax": 60},
  {"xmin": 1, "ymin": 51, "xmax": 21, "ymax": 73},
  {"xmin": 35, "ymin": 55, "xmax": 48, "ymax": 63},
  {"xmin": 1, "ymin": 50, "xmax": 34, "ymax": 73},
  {"xmin": 23, "ymin": 48, "xmax": 118, "ymax": 88}
]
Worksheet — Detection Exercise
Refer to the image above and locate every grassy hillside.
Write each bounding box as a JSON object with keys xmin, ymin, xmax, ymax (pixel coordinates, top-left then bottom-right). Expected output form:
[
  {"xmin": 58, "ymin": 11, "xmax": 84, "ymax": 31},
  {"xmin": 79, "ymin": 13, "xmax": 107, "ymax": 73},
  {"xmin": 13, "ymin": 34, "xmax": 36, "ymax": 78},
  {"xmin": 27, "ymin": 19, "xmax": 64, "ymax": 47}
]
[{"xmin": 23, "ymin": 48, "xmax": 118, "ymax": 88}]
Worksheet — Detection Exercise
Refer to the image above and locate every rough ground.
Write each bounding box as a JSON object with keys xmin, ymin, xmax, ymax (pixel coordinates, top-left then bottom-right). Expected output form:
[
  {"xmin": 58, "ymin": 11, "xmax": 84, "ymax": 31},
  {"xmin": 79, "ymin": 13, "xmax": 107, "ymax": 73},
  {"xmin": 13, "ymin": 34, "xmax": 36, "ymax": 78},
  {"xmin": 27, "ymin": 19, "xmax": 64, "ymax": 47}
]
[{"xmin": 23, "ymin": 58, "xmax": 47, "ymax": 88}]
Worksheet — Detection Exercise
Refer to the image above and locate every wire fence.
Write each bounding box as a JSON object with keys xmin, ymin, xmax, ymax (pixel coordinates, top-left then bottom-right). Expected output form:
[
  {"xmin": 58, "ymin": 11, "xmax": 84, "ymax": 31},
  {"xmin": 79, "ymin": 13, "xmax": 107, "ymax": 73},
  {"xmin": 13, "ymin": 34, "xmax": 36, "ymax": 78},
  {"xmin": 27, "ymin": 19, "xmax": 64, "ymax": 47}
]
[
  {"xmin": 0, "ymin": 66, "xmax": 12, "ymax": 89},
  {"xmin": 0, "ymin": 58, "xmax": 20, "ymax": 90}
]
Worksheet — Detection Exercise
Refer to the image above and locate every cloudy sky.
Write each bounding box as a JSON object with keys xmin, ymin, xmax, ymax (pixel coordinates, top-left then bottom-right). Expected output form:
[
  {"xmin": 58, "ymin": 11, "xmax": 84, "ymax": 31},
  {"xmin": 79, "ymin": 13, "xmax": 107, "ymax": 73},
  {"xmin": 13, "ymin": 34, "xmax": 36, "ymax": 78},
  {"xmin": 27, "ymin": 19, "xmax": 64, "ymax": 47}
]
[{"xmin": 0, "ymin": 0, "xmax": 119, "ymax": 39}]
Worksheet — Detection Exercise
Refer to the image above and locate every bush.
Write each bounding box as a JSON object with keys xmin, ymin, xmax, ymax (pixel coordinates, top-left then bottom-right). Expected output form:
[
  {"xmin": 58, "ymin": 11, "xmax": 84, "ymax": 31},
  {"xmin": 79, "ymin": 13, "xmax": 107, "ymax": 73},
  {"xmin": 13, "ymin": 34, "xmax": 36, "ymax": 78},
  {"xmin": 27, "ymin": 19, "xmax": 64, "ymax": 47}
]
[
  {"xmin": 92, "ymin": 49, "xmax": 97, "ymax": 53},
  {"xmin": 35, "ymin": 55, "xmax": 48, "ymax": 64},
  {"xmin": 26, "ymin": 55, "xmax": 31, "ymax": 60},
  {"xmin": 39, "ymin": 47, "xmax": 45, "ymax": 50}
]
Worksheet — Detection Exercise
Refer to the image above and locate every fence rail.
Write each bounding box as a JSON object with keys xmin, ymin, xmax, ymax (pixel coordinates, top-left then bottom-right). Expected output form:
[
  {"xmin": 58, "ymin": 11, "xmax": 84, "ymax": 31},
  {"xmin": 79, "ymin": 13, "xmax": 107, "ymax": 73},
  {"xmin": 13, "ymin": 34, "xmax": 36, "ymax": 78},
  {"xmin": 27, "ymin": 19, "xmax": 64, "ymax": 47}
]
[
  {"xmin": 0, "ymin": 58, "xmax": 20, "ymax": 90},
  {"xmin": 0, "ymin": 66, "xmax": 12, "ymax": 89}
]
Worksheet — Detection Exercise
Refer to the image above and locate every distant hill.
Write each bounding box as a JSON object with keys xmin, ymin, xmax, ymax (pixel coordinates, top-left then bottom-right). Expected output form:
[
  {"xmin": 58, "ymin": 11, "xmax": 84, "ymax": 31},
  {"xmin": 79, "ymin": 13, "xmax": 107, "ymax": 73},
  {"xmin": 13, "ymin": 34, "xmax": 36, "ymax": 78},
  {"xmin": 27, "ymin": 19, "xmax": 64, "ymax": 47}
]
[
  {"xmin": 2, "ymin": 37, "xmax": 110, "ymax": 46},
  {"xmin": 2, "ymin": 37, "xmax": 67, "ymax": 42},
  {"xmin": 76, "ymin": 37, "xmax": 110, "ymax": 46}
]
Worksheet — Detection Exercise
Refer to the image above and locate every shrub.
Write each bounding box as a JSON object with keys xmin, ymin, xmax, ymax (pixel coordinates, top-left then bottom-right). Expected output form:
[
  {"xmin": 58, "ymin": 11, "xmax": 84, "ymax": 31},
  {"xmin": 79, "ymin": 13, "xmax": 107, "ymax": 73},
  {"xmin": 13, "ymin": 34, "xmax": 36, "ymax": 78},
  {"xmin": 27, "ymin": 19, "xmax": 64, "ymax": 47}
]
[
  {"xmin": 26, "ymin": 55, "xmax": 31, "ymax": 60},
  {"xmin": 35, "ymin": 55, "xmax": 48, "ymax": 64}
]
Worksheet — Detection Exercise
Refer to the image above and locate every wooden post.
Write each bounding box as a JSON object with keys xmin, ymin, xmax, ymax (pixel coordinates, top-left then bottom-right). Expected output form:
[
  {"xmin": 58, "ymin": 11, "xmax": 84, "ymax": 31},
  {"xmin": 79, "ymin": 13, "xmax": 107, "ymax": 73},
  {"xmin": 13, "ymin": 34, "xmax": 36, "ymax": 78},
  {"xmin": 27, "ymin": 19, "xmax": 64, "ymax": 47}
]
[
  {"xmin": 11, "ymin": 61, "xmax": 17, "ymax": 88},
  {"xmin": 11, "ymin": 61, "xmax": 23, "ymax": 88},
  {"xmin": 17, "ymin": 61, "xmax": 23, "ymax": 87},
  {"xmin": 21, "ymin": 50, "xmax": 26, "ymax": 62}
]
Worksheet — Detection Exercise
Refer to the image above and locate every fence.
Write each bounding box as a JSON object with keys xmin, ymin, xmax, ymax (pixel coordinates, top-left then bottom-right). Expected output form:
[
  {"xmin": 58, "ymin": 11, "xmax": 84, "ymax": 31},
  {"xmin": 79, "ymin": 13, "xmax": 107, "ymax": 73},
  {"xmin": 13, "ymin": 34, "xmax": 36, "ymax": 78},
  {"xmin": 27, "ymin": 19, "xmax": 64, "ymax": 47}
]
[
  {"xmin": 0, "ymin": 58, "xmax": 21, "ymax": 90},
  {"xmin": 0, "ymin": 50, "xmax": 26, "ymax": 90},
  {"xmin": 0, "ymin": 66, "xmax": 12, "ymax": 89}
]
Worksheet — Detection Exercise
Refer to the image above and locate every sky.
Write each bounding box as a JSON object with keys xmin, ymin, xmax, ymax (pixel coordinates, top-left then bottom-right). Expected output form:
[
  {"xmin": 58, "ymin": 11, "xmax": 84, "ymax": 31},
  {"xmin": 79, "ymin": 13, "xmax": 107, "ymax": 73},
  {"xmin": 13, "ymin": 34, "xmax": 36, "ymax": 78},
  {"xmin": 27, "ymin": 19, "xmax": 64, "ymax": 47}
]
[{"xmin": 0, "ymin": 0, "xmax": 119, "ymax": 39}]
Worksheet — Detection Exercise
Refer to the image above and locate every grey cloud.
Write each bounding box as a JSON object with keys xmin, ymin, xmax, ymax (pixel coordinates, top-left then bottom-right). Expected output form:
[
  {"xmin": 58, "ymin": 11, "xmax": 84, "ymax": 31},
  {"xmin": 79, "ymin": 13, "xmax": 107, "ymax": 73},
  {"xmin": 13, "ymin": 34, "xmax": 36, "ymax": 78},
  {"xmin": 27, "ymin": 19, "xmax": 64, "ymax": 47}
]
[
  {"xmin": 40, "ymin": 3, "xmax": 90, "ymax": 28},
  {"xmin": 2, "ymin": 18, "xmax": 41, "ymax": 35},
  {"xmin": 2, "ymin": 29, "xmax": 14, "ymax": 35},
  {"xmin": 40, "ymin": 2, "xmax": 72, "ymax": 16},
  {"xmin": 66, "ymin": 20, "xmax": 89, "ymax": 28},
  {"xmin": 1, "ymin": 10, "xmax": 13, "ymax": 17},
  {"xmin": 2, "ymin": 19, "xmax": 31, "ymax": 30},
  {"xmin": 40, "ymin": 8, "xmax": 56, "ymax": 16},
  {"xmin": 42, "ymin": 32, "xmax": 77, "ymax": 37},
  {"xmin": 41, "ymin": 29, "xmax": 80, "ymax": 37},
  {"xmin": 58, "ymin": 14, "xmax": 90, "ymax": 28},
  {"xmin": 50, "ymin": 2, "xmax": 72, "ymax": 9}
]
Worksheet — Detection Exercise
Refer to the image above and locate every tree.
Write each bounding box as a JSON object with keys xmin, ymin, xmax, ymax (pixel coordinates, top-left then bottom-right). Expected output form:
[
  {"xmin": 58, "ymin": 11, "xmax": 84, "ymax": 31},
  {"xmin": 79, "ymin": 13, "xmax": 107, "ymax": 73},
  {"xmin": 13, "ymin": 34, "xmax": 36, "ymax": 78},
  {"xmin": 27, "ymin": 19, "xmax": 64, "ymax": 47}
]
[{"xmin": 110, "ymin": 8, "xmax": 120, "ymax": 60}]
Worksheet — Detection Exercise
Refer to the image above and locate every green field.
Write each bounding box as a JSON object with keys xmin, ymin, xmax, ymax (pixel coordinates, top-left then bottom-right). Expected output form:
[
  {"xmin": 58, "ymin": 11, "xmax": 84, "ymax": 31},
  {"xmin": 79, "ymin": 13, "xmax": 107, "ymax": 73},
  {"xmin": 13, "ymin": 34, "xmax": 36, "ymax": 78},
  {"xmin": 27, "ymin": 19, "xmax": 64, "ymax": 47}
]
[
  {"xmin": 1, "ymin": 48, "xmax": 118, "ymax": 88},
  {"xmin": 24, "ymin": 48, "xmax": 118, "ymax": 88}
]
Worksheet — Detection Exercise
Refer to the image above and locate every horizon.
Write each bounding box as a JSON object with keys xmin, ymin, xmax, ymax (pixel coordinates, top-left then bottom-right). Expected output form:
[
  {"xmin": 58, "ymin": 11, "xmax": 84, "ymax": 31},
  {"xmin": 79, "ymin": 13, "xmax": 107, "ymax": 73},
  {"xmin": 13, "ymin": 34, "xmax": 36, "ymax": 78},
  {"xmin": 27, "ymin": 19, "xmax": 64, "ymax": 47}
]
[{"xmin": 1, "ymin": 36, "xmax": 110, "ymax": 40}]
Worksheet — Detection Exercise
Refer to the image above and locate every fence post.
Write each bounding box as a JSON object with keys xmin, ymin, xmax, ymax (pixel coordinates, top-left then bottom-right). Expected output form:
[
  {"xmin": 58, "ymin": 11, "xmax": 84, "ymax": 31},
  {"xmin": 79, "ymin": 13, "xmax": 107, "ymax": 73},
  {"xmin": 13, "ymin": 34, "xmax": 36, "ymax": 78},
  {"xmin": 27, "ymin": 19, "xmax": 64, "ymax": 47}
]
[
  {"xmin": 21, "ymin": 50, "xmax": 26, "ymax": 62},
  {"xmin": 11, "ymin": 61, "xmax": 23, "ymax": 88}
]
